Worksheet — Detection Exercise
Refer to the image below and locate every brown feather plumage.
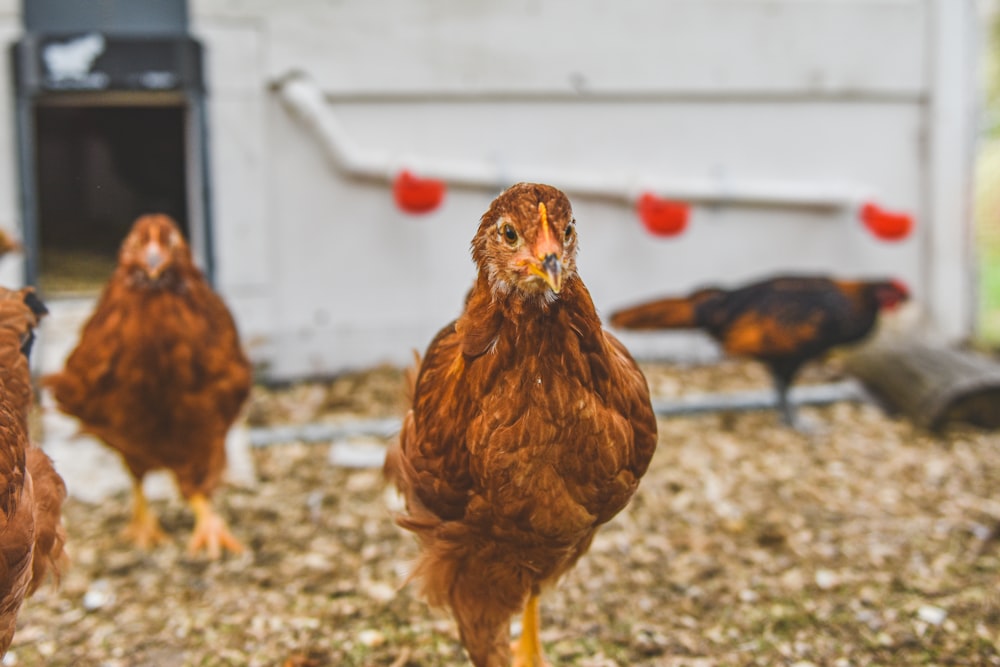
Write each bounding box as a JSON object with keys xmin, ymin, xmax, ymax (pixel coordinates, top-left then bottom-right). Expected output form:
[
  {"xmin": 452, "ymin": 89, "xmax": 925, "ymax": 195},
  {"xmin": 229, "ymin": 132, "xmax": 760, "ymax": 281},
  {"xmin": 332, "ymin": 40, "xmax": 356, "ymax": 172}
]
[
  {"xmin": 23, "ymin": 448, "xmax": 66, "ymax": 597},
  {"xmin": 44, "ymin": 214, "xmax": 251, "ymax": 556},
  {"xmin": 0, "ymin": 287, "xmax": 66, "ymax": 655},
  {"xmin": 384, "ymin": 183, "xmax": 658, "ymax": 666}
]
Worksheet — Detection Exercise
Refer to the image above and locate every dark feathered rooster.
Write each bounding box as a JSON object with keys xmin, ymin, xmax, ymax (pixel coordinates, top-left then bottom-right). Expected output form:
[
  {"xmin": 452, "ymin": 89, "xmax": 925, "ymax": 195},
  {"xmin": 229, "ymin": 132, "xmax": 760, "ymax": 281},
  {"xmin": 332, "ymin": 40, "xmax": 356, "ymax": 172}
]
[
  {"xmin": 610, "ymin": 275, "xmax": 909, "ymax": 427},
  {"xmin": 0, "ymin": 287, "xmax": 66, "ymax": 654},
  {"xmin": 45, "ymin": 214, "xmax": 251, "ymax": 558},
  {"xmin": 384, "ymin": 183, "xmax": 658, "ymax": 666}
]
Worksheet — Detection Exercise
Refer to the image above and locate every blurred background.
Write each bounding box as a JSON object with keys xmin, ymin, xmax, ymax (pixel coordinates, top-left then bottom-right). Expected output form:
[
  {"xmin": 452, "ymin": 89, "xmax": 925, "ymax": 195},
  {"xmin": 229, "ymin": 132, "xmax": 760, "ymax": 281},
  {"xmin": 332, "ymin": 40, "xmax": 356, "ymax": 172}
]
[
  {"xmin": 979, "ymin": 0, "xmax": 1000, "ymax": 345},
  {"xmin": 0, "ymin": 0, "xmax": 991, "ymax": 380}
]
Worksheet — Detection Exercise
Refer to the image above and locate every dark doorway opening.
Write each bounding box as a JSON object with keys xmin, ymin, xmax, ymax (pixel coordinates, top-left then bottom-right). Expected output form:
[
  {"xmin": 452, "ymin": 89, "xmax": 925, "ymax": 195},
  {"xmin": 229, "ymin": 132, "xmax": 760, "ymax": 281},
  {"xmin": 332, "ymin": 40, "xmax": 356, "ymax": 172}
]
[{"xmin": 34, "ymin": 102, "xmax": 190, "ymax": 295}]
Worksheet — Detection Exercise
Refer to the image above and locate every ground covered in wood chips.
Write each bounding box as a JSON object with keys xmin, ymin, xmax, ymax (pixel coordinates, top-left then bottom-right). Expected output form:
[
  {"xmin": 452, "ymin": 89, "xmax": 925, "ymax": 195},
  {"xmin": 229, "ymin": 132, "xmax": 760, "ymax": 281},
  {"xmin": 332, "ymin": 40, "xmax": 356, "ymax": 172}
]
[{"xmin": 11, "ymin": 360, "xmax": 1000, "ymax": 666}]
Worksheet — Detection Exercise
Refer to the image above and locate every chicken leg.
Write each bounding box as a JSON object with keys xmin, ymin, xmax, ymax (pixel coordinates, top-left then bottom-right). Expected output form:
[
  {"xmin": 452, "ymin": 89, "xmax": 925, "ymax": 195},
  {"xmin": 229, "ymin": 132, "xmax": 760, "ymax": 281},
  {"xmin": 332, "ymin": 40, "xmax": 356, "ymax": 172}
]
[
  {"xmin": 187, "ymin": 493, "xmax": 243, "ymax": 559},
  {"xmin": 773, "ymin": 373, "xmax": 797, "ymax": 427},
  {"xmin": 772, "ymin": 369, "xmax": 823, "ymax": 433},
  {"xmin": 122, "ymin": 479, "xmax": 168, "ymax": 549},
  {"xmin": 512, "ymin": 593, "xmax": 550, "ymax": 667}
]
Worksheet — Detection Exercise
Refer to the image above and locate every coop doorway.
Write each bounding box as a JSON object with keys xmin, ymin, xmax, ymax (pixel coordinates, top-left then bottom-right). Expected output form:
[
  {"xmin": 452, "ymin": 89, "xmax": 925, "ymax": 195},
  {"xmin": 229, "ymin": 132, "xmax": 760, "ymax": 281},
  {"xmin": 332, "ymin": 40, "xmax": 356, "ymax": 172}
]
[
  {"xmin": 34, "ymin": 100, "xmax": 192, "ymax": 294},
  {"xmin": 11, "ymin": 20, "xmax": 213, "ymax": 297}
]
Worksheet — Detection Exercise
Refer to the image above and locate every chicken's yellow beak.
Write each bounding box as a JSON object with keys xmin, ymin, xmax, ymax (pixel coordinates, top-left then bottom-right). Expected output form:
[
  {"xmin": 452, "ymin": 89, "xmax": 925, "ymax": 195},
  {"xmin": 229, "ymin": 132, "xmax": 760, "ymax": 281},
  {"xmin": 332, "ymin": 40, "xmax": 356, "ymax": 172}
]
[
  {"xmin": 527, "ymin": 201, "xmax": 564, "ymax": 293},
  {"xmin": 528, "ymin": 253, "xmax": 563, "ymax": 293}
]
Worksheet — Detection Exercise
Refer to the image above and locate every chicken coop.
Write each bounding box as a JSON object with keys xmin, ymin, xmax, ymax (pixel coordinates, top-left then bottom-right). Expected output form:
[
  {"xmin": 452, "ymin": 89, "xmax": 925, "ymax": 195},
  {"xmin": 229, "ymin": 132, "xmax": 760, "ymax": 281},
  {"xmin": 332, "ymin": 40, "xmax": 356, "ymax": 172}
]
[{"xmin": 0, "ymin": 0, "xmax": 982, "ymax": 381}]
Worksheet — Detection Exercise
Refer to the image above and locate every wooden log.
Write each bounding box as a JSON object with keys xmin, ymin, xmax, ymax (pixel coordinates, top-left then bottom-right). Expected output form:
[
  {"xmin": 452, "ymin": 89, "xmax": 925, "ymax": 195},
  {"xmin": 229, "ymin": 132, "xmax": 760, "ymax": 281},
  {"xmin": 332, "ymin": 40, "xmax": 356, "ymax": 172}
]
[{"xmin": 843, "ymin": 339, "xmax": 1000, "ymax": 431}]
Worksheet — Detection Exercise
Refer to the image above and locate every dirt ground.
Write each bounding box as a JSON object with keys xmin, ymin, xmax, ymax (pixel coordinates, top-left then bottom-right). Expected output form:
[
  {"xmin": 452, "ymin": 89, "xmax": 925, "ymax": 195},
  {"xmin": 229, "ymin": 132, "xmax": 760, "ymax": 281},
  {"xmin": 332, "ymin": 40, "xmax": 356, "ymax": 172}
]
[{"xmin": 10, "ymin": 359, "xmax": 1000, "ymax": 666}]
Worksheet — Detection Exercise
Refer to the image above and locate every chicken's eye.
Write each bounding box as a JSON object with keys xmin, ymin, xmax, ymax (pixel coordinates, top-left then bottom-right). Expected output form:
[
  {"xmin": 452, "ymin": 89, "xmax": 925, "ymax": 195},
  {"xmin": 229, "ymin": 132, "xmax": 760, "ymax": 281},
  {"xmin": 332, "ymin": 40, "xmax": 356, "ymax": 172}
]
[
  {"xmin": 564, "ymin": 222, "xmax": 575, "ymax": 240},
  {"xmin": 502, "ymin": 224, "xmax": 519, "ymax": 245}
]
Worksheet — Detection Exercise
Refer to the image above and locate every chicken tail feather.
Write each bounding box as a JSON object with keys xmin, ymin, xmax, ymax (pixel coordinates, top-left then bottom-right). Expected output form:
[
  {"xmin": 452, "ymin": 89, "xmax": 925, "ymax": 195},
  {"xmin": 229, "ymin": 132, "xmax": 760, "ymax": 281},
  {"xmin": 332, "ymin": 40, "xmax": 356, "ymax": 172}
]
[{"xmin": 609, "ymin": 296, "xmax": 702, "ymax": 330}]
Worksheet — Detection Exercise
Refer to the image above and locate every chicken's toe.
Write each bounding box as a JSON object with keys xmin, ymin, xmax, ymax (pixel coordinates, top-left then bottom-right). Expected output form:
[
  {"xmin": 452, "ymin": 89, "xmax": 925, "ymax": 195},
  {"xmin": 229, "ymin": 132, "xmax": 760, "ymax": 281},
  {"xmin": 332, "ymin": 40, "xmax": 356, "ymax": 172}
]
[{"xmin": 187, "ymin": 494, "xmax": 243, "ymax": 559}]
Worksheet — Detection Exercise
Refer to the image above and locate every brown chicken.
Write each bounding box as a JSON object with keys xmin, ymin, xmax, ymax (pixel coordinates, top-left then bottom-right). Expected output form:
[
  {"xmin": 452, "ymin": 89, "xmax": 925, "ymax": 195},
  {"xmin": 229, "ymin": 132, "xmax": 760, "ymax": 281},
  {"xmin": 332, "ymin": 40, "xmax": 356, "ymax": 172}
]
[
  {"xmin": 45, "ymin": 214, "xmax": 251, "ymax": 558},
  {"xmin": 0, "ymin": 287, "xmax": 67, "ymax": 655},
  {"xmin": 384, "ymin": 183, "xmax": 658, "ymax": 667},
  {"xmin": 609, "ymin": 275, "xmax": 910, "ymax": 427}
]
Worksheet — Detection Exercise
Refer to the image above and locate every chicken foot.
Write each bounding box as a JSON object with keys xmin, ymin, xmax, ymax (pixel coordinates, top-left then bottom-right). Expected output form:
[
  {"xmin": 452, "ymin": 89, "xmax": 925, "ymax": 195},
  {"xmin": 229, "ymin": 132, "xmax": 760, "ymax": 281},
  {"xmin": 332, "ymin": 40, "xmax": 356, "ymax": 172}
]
[
  {"xmin": 187, "ymin": 493, "xmax": 244, "ymax": 559},
  {"xmin": 122, "ymin": 479, "xmax": 168, "ymax": 549}
]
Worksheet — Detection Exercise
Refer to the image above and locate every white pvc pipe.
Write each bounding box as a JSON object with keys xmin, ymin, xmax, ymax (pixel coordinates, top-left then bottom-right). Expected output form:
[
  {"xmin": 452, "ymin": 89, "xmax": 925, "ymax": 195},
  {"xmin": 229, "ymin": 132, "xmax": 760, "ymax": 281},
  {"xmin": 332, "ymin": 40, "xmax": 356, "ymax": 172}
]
[{"xmin": 272, "ymin": 71, "xmax": 868, "ymax": 210}]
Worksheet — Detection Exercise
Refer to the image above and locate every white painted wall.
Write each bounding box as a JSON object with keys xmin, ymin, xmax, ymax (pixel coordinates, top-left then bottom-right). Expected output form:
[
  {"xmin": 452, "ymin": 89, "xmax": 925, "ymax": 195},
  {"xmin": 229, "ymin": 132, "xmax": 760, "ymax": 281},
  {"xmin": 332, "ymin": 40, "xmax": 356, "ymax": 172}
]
[
  {"xmin": 5, "ymin": 0, "xmax": 980, "ymax": 379},
  {"xmin": 0, "ymin": 1, "xmax": 25, "ymax": 291}
]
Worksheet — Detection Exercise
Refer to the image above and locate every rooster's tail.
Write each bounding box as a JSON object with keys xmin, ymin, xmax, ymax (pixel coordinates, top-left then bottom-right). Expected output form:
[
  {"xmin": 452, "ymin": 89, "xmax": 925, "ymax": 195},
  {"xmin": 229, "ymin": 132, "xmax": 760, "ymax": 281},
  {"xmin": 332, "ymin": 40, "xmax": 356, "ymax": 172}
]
[{"xmin": 609, "ymin": 295, "xmax": 704, "ymax": 331}]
